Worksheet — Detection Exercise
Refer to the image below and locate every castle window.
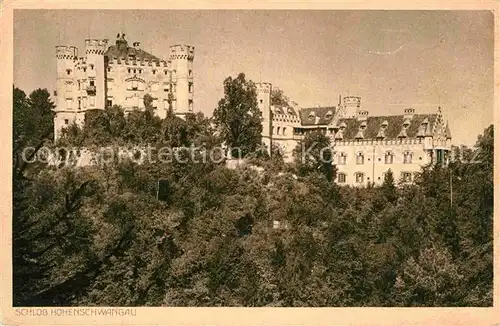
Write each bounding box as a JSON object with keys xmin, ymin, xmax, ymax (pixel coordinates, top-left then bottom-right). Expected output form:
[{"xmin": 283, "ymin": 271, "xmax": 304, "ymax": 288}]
[
  {"xmin": 283, "ymin": 127, "xmax": 287, "ymax": 135},
  {"xmin": 152, "ymin": 69, "xmax": 156, "ymax": 75},
  {"xmin": 384, "ymin": 151, "xmax": 394, "ymax": 164},
  {"xmin": 403, "ymin": 151, "xmax": 413, "ymax": 164},
  {"xmin": 128, "ymin": 68, "xmax": 131, "ymax": 73},
  {"xmin": 277, "ymin": 127, "xmax": 280, "ymax": 135},
  {"xmin": 78, "ymin": 99, "xmax": 81, "ymax": 109},
  {"xmin": 337, "ymin": 173, "xmax": 346, "ymax": 183},
  {"xmin": 401, "ymin": 172, "xmax": 412, "ymax": 183},
  {"xmin": 65, "ymin": 99, "xmax": 72, "ymax": 109},
  {"xmin": 260, "ymin": 99, "xmax": 263, "ymax": 104},
  {"xmin": 90, "ymin": 64, "xmax": 94, "ymax": 70},
  {"xmin": 189, "ymin": 70, "xmax": 193, "ymax": 77},
  {"xmin": 163, "ymin": 100, "xmax": 169, "ymax": 110},
  {"xmin": 130, "ymin": 80, "xmax": 138, "ymax": 90},
  {"xmin": 355, "ymin": 172, "xmax": 364, "ymax": 183},
  {"xmin": 64, "ymin": 119, "xmax": 69, "ymax": 125},
  {"xmin": 83, "ymin": 68, "xmax": 86, "ymax": 72},
  {"xmin": 107, "ymin": 67, "xmax": 111, "ymax": 72},
  {"xmin": 133, "ymin": 69, "xmax": 137, "ymax": 74},
  {"xmin": 164, "ymin": 70, "xmax": 168, "ymax": 75},
  {"xmin": 66, "ymin": 83, "xmax": 72, "ymax": 92},
  {"xmin": 90, "ymin": 80, "xmax": 95, "ymax": 87},
  {"xmin": 338, "ymin": 152, "xmax": 347, "ymax": 165},
  {"xmin": 189, "ymin": 82, "xmax": 193, "ymax": 93},
  {"xmin": 189, "ymin": 99, "xmax": 193, "ymax": 112},
  {"xmin": 356, "ymin": 152, "xmax": 364, "ymax": 165},
  {"xmin": 106, "ymin": 99, "xmax": 112, "ymax": 107},
  {"xmin": 89, "ymin": 96, "xmax": 95, "ymax": 107},
  {"xmin": 77, "ymin": 81, "xmax": 81, "ymax": 90}
]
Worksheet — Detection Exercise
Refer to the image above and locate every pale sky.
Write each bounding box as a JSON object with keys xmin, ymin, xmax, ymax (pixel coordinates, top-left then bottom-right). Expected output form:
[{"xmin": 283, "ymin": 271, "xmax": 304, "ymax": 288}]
[{"xmin": 14, "ymin": 10, "xmax": 493, "ymax": 146}]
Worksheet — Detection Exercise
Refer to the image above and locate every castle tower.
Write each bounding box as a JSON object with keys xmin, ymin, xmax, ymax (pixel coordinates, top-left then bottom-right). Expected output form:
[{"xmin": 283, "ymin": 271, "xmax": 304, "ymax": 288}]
[
  {"xmin": 84, "ymin": 39, "xmax": 109, "ymax": 111},
  {"xmin": 342, "ymin": 96, "xmax": 361, "ymax": 119},
  {"xmin": 54, "ymin": 45, "xmax": 78, "ymax": 139},
  {"xmin": 169, "ymin": 45, "xmax": 195, "ymax": 117},
  {"xmin": 256, "ymin": 82, "xmax": 272, "ymax": 151}
]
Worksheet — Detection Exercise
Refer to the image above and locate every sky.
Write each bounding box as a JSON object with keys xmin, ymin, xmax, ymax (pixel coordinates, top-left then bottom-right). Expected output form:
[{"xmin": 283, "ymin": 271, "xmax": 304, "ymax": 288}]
[{"xmin": 14, "ymin": 10, "xmax": 493, "ymax": 146}]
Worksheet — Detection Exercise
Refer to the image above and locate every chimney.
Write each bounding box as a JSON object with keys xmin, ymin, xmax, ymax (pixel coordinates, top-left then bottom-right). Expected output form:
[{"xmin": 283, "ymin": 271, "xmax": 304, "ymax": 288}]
[
  {"xmin": 404, "ymin": 108, "xmax": 415, "ymax": 120},
  {"xmin": 357, "ymin": 110, "xmax": 369, "ymax": 121}
]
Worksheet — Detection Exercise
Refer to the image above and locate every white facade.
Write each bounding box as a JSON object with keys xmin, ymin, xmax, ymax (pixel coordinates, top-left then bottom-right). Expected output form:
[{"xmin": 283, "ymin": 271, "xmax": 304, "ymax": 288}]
[
  {"xmin": 54, "ymin": 34, "xmax": 194, "ymax": 140},
  {"xmin": 255, "ymin": 82, "xmax": 452, "ymax": 186}
]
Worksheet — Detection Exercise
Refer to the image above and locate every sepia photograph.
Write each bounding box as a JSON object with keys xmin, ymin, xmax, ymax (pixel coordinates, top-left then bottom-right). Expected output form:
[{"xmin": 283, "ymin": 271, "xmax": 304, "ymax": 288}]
[{"xmin": 6, "ymin": 5, "xmax": 495, "ymax": 319}]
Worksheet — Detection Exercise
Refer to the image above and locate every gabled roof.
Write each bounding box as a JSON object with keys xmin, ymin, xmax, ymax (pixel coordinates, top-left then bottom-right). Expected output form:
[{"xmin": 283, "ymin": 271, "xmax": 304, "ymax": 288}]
[
  {"xmin": 299, "ymin": 106, "xmax": 336, "ymax": 126},
  {"xmin": 334, "ymin": 114, "xmax": 438, "ymax": 140},
  {"xmin": 104, "ymin": 37, "xmax": 161, "ymax": 62}
]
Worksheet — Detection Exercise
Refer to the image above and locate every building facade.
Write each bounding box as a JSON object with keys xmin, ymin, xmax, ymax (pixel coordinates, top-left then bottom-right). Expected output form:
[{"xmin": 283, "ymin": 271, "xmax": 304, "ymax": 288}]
[
  {"xmin": 256, "ymin": 82, "xmax": 452, "ymax": 186},
  {"xmin": 54, "ymin": 33, "xmax": 194, "ymax": 139}
]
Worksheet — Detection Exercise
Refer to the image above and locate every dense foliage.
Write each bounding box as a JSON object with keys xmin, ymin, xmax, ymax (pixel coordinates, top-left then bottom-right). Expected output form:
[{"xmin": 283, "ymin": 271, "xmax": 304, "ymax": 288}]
[
  {"xmin": 212, "ymin": 73, "xmax": 262, "ymax": 158},
  {"xmin": 12, "ymin": 85, "xmax": 493, "ymax": 307}
]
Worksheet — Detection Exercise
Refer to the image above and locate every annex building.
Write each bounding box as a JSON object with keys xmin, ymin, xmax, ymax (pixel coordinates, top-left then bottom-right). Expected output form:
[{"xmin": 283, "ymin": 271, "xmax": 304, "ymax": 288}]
[{"xmin": 256, "ymin": 83, "xmax": 452, "ymax": 186}]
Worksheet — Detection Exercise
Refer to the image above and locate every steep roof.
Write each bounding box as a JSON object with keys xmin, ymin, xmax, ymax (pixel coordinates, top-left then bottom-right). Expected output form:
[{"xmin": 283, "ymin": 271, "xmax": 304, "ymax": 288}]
[
  {"xmin": 299, "ymin": 106, "xmax": 336, "ymax": 126},
  {"xmin": 104, "ymin": 37, "xmax": 161, "ymax": 62},
  {"xmin": 335, "ymin": 114, "xmax": 438, "ymax": 140}
]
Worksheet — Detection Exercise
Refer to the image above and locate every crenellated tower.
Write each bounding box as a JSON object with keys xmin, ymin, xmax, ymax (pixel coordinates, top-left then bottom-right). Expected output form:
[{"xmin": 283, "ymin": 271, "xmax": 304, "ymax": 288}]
[
  {"xmin": 256, "ymin": 82, "xmax": 272, "ymax": 150},
  {"xmin": 342, "ymin": 96, "xmax": 361, "ymax": 118},
  {"xmin": 54, "ymin": 45, "xmax": 78, "ymax": 139},
  {"xmin": 84, "ymin": 38, "xmax": 108, "ymax": 110},
  {"xmin": 169, "ymin": 44, "xmax": 194, "ymax": 117}
]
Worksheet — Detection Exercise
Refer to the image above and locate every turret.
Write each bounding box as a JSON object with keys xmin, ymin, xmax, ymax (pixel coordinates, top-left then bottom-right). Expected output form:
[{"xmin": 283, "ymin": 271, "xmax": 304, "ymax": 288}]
[
  {"xmin": 54, "ymin": 45, "xmax": 78, "ymax": 140},
  {"xmin": 343, "ymin": 96, "xmax": 361, "ymax": 118},
  {"xmin": 169, "ymin": 44, "xmax": 194, "ymax": 117},
  {"xmin": 84, "ymin": 38, "xmax": 108, "ymax": 110},
  {"xmin": 256, "ymin": 82, "xmax": 272, "ymax": 150}
]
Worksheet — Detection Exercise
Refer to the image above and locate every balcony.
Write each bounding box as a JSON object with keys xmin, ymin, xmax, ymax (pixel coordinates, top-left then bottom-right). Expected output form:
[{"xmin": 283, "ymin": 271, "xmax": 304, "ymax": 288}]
[{"xmin": 86, "ymin": 85, "xmax": 96, "ymax": 95}]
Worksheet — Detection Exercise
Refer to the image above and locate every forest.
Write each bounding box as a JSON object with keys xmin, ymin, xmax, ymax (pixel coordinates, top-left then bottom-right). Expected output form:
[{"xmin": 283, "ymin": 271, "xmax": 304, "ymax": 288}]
[{"xmin": 12, "ymin": 74, "xmax": 493, "ymax": 306}]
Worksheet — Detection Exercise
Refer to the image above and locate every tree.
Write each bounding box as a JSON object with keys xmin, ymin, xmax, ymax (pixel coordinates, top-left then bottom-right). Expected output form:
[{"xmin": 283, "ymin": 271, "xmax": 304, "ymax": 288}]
[
  {"xmin": 213, "ymin": 73, "xmax": 262, "ymax": 158},
  {"xmin": 381, "ymin": 169, "xmax": 397, "ymax": 204},
  {"xmin": 293, "ymin": 129, "xmax": 336, "ymax": 182},
  {"xmin": 270, "ymin": 88, "xmax": 289, "ymax": 107}
]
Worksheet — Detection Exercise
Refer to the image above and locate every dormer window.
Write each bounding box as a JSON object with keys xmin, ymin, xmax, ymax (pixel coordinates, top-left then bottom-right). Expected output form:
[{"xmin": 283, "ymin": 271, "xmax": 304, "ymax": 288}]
[
  {"xmin": 308, "ymin": 112, "xmax": 315, "ymax": 120},
  {"xmin": 403, "ymin": 119, "xmax": 411, "ymax": 128},
  {"xmin": 360, "ymin": 121, "xmax": 367, "ymax": 130},
  {"xmin": 339, "ymin": 122, "xmax": 347, "ymax": 130},
  {"xmin": 325, "ymin": 110, "xmax": 333, "ymax": 119},
  {"xmin": 381, "ymin": 120, "xmax": 388, "ymax": 128}
]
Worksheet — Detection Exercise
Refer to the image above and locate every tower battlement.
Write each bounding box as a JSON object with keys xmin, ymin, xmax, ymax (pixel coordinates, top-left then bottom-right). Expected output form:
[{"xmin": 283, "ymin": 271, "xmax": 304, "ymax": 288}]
[
  {"xmin": 256, "ymin": 82, "xmax": 272, "ymax": 93},
  {"xmin": 343, "ymin": 96, "xmax": 361, "ymax": 106},
  {"xmin": 169, "ymin": 45, "xmax": 195, "ymax": 60},
  {"xmin": 56, "ymin": 46, "xmax": 78, "ymax": 60},
  {"xmin": 85, "ymin": 39, "xmax": 109, "ymax": 55}
]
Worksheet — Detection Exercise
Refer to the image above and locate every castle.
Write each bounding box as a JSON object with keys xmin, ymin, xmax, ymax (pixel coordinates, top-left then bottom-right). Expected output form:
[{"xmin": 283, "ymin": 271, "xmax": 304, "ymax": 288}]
[
  {"xmin": 256, "ymin": 83, "xmax": 452, "ymax": 186},
  {"xmin": 53, "ymin": 35, "xmax": 451, "ymax": 187},
  {"xmin": 54, "ymin": 33, "xmax": 194, "ymax": 139}
]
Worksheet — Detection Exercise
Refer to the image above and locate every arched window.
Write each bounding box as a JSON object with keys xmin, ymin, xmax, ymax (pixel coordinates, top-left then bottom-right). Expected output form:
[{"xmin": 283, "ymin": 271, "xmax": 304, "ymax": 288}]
[
  {"xmin": 403, "ymin": 151, "xmax": 413, "ymax": 164},
  {"xmin": 384, "ymin": 151, "xmax": 394, "ymax": 164},
  {"xmin": 401, "ymin": 171, "xmax": 412, "ymax": 183},
  {"xmin": 356, "ymin": 152, "xmax": 364, "ymax": 165},
  {"xmin": 337, "ymin": 173, "xmax": 346, "ymax": 183},
  {"xmin": 355, "ymin": 172, "xmax": 364, "ymax": 183},
  {"xmin": 338, "ymin": 152, "xmax": 347, "ymax": 165}
]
